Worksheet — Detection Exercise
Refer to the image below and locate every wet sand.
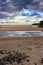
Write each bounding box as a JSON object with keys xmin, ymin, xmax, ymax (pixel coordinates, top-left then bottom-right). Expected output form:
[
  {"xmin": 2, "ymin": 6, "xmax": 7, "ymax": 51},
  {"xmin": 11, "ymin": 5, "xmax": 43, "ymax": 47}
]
[
  {"xmin": 0, "ymin": 31, "xmax": 43, "ymax": 38},
  {"xmin": 0, "ymin": 25, "xmax": 43, "ymax": 31},
  {"xmin": 0, "ymin": 37, "xmax": 43, "ymax": 65}
]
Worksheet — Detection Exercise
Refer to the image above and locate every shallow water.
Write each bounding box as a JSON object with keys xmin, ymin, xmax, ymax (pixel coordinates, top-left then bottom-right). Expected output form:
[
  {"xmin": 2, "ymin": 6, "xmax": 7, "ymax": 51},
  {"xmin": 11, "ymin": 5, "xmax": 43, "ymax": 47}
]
[{"xmin": 0, "ymin": 31, "xmax": 43, "ymax": 38}]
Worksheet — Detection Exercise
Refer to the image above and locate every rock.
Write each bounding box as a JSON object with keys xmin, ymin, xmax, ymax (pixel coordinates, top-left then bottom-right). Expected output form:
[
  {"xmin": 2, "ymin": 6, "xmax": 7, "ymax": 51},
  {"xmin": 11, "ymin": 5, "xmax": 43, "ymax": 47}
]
[
  {"xmin": 34, "ymin": 63, "xmax": 37, "ymax": 65},
  {"xmin": 41, "ymin": 58, "xmax": 43, "ymax": 64},
  {"xmin": 0, "ymin": 50, "xmax": 29, "ymax": 65}
]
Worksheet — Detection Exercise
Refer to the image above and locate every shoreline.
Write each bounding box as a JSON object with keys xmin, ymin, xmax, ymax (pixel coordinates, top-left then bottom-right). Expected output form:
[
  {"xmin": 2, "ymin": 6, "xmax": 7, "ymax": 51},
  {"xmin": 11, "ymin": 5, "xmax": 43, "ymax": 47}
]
[{"xmin": 0, "ymin": 36, "xmax": 43, "ymax": 41}]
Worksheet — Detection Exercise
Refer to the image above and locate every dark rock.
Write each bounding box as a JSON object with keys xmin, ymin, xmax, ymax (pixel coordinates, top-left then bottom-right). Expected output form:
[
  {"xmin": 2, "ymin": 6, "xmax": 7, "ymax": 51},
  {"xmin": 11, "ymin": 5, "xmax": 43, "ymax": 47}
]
[
  {"xmin": 41, "ymin": 58, "xmax": 43, "ymax": 64},
  {"xmin": 0, "ymin": 50, "xmax": 29, "ymax": 65},
  {"xmin": 34, "ymin": 63, "xmax": 37, "ymax": 65},
  {"xmin": 26, "ymin": 59, "xmax": 30, "ymax": 62},
  {"xmin": 0, "ymin": 50, "xmax": 6, "ymax": 54}
]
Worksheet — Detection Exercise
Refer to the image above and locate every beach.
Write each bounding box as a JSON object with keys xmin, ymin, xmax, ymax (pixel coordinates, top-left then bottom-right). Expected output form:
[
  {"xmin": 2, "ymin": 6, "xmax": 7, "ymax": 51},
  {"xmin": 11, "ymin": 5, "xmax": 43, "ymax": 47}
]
[
  {"xmin": 0, "ymin": 37, "xmax": 43, "ymax": 65},
  {"xmin": 0, "ymin": 26, "xmax": 43, "ymax": 65},
  {"xmin": 0, "ymin": 25, "xmax": 43, "ymax": 31}
]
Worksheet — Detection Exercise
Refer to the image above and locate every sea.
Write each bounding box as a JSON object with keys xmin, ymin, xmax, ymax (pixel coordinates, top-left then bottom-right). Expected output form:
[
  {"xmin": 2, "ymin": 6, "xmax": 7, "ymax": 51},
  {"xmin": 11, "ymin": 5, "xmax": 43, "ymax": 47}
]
[{"xmin": 0, "ymin": 31, "xmax": 43, "ymax": 38}]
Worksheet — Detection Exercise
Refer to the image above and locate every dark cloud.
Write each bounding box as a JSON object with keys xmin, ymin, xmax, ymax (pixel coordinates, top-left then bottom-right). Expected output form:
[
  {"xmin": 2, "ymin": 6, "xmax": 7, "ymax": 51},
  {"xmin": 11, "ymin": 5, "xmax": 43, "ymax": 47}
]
[{"xmin": 0, "ymin": 0, "xmax": 43, "ymax": 12}]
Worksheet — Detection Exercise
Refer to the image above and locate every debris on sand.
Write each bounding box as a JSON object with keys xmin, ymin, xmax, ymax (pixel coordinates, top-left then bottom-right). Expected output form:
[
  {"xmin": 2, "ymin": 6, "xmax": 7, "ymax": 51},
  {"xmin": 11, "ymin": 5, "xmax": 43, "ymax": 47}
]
[
  {"xmin": 0, "ymin": 50, "xmax": 29, "ymax": 65},
  {"xmin": 34, "ymin": 63, "xmax": 37, "ymax": 65},
  {"xmin": 41, "ymin": 58, "xmax": 43, "ymax": 64}
]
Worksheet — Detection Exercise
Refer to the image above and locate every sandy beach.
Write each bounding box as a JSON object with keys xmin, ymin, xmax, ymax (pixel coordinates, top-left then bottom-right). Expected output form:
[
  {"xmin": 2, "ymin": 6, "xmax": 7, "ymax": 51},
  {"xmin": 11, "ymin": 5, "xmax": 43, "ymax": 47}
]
[
  {"xmin": 0, "ymin": 37, "xmax": 43, "ymax": 65},
  {"xmin": 0, "ymin": 25, "xmax": 43, "ymax": 31}
]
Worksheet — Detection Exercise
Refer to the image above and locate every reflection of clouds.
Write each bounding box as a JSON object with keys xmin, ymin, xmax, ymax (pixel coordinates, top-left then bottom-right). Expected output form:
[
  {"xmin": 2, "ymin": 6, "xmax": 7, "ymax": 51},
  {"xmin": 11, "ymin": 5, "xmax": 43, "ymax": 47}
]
[{"xmin": 0, "ymin": 31, "xmax": 43, "ymax": 38}]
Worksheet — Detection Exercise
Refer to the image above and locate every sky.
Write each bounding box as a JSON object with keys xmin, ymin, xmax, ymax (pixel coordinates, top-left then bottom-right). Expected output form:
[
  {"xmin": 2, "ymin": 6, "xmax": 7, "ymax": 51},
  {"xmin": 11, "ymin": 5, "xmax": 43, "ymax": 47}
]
[
  {"xmin": 0, "ymin": 0, "xmax": 43, "ymax": 18},
  {"xmin": 0, "ymin": 0, "xmax": 43, "ymax": 12}
]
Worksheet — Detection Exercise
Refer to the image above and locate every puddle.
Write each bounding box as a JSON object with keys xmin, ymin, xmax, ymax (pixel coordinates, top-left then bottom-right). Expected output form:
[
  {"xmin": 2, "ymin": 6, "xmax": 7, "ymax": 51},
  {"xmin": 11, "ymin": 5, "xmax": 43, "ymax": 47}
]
[{"xmin": 0, "ymin": 31, "xmax": 43, "ymax": 38}]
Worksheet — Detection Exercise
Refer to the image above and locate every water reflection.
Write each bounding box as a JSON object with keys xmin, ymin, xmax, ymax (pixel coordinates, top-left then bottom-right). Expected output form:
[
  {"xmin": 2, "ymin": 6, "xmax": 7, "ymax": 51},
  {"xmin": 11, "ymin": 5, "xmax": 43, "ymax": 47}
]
[{"xmin": 0, "ymin": 31, "xmax": 43, "ymax": 38}]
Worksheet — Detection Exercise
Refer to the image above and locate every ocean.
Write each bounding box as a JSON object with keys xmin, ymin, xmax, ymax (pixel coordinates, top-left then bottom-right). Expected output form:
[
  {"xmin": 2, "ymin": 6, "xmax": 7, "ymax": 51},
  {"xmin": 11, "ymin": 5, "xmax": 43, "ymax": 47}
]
[{"xmin": 0, "ymin": 31, "xmax": 43, "ymax": 38}]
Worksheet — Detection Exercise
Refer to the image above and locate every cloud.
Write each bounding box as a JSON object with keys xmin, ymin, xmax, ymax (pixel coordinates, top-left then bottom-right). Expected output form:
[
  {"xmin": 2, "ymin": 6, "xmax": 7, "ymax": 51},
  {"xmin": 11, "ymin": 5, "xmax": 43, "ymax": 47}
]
[{"xmin": 0, "ymin": 0, "xmax": 43, "ymax": 12}]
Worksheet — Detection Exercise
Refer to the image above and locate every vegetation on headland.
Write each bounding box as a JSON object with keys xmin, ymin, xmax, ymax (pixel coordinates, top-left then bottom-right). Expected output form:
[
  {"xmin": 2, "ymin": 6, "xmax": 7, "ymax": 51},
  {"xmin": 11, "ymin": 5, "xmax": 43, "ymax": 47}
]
[
  {"xmin": 32, "ymin": 20, "xmax": 43, "ymax": 28},
  {"xmin": 38, "ymin": 20, "xmax": 43, "ymax": 27}
]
